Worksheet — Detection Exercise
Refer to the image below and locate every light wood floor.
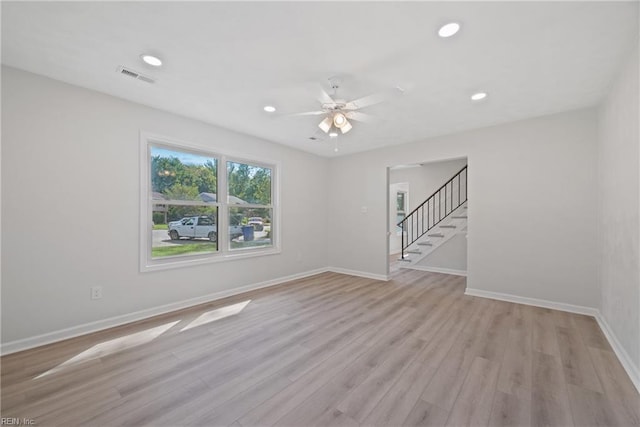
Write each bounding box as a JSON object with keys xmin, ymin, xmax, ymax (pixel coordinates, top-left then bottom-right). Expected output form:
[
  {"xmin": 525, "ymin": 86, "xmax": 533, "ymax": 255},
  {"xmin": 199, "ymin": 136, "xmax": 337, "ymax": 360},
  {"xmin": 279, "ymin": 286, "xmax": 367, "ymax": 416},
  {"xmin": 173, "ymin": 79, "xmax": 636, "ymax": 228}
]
[{"xmin": 2, "ymin": 270, "xmax": 638, "ymax": 426}]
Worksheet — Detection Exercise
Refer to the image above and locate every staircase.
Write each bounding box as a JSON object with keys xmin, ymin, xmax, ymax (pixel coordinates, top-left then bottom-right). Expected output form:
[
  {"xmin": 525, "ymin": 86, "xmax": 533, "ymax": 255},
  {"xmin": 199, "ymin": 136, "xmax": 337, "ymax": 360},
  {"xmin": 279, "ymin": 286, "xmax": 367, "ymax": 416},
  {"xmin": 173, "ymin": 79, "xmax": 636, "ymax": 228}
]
[
  {"xmin": 398, "ymin": 202, "xmax": 467, "ymax": 268},
  {"xmin": 397, "ymin": 166, "xmax": 467, "ymax": 268}
]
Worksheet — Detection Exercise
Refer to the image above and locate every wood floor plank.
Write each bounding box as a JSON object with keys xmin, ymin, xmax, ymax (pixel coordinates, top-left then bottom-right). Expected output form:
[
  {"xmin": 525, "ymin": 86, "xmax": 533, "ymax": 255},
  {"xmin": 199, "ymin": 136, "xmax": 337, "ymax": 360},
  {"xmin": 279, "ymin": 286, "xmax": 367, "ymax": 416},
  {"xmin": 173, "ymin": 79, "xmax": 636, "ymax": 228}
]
[
  {"xmin": 532, "ymin": 307, "xmax": 561, "ymax": 356},
  {"xmin": 445, "ymin": 356, "xmax": 501, "ymax": 427},
  {"xmin": 556, "ymin": 326, "xmax": 603, "ymax": 393},
  {"xmin": 239, "ymin": 303, "xmax": 418, "ymax": 427},
  {"xmin": 476, "ymin": 301, "xmax": 514, "ymax": 362},
  {"xmin": 497, "ymin": 327, "xmax": 533, "ymax": 400},
  {"xmin": 2, "ymin": 270, "xmax": 637, "ymax": 427},
  {"xmin": 2, "ymin": 384, "xmax": 122, "ymax": 426},
  {"xmin": 511, "ymin": 303, "xmax": 534, "ymax": 334},
  {"xmin": 413, "ymin": 296, "xmax": 478, "ymax": 369},
  {"xmin": 270, "ymin": 375, "xmax": 351, "ymax": 427},
  {"xmin": 174, "ymin": 373, "xmax": 292, "ymax": 427},
  {"xmin": 311, "ymin": 409, "xmax": 360, "ymax": 427},
  {"xmin": 572, "ymin": 314, "xmax": 611, "ymax": 350},
  {"xmin": 197, "ymin": 344, "xmax": 311, "ymax": 406},
  {"xmin": 336, "ymin": 336, "xmax": 425, "ymax": 422},
  {"xmin": 531, "ymin": 351, "xmax": 574, "ymax": 427},
  {"xmin": 567, "ymin": 383, "xmax": 623, "ymax": 427},
  {"xmin": 587, "ymin": 346, "xmax": 640, "ymax": 426},
  {"xmin": 551, "ymin": 308, "xmax": 579, "ymax": 329},
  {"xmin": 420, "ymin": 300, "xmax": 494, "ymax": 412},
  {"xmin": 587, "ymin": 346, "xmax": 637, "ymax": 397},
  {"xmin": 274, "ymin": 311, "xmax": 420, "ymax": 426},
  {"xmin": 237, "ymin": 330, "xmax": 374, "ymax": 427},
  {"xmin": 360, "ymin": 360, "xmax": 437, "ymax": 427},
  {"xmin": 402, "ymin": 398, "xmax": 450, "ymax": 427},
  {"xmin": 488, "ymin": 390, "xmax": 531, "ymax": 427},
  {"xmin": 82, "ymin": 379, "xmax": 209, "ymax": 427}
]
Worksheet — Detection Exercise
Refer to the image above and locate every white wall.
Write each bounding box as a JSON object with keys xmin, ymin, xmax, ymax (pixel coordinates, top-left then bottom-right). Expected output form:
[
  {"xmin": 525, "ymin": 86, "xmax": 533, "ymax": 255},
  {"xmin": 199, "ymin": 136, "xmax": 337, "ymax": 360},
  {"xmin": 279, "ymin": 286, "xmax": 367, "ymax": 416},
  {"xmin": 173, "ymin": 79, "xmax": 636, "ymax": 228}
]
[
  {"xmin": 390, "ymin": 158, "xmax": 467, "ymax": 212},
  {"xmin": 1, "ymin": 67, "xmax": 329, "ymax": 345},
  {"xmin": 328, "ymin": 108, "xmax": 599, "ymax": 308},
  {"xmin": 597, "ymin": 45, "xmax": 640, "ymax": 374}
]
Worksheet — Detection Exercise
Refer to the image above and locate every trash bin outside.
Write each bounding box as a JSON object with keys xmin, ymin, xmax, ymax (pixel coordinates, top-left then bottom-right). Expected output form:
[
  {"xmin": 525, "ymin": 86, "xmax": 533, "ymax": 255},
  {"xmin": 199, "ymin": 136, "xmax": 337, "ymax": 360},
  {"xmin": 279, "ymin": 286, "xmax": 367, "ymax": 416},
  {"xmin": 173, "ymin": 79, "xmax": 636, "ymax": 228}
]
[{"xmin": 242, "ymin": 225, "xmax": 255, "ymax": 241}]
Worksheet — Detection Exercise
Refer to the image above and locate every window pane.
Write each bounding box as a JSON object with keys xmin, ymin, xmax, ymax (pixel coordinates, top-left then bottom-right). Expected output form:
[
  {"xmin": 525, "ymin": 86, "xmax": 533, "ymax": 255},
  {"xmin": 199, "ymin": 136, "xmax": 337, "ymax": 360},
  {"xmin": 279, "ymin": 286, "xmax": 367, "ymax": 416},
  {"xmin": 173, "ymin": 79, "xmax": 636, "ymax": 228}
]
[
  {"xmin": 151, "ymin": 146, "xmax": 217, "ymax": 203},
  {"xmin": 396, "ymin": 192, "xmax": 406, "ymax": 212},
  {"xmin": 152, "ymin": 206, "xmax": 218, "ymax": 258},
  {"xmin": 229, "ymin": 207, "xmax": 272, "ymax": 250},
  {"xmin": 227, "ymin": 161, "xmax": 271, "ymax": 205}
]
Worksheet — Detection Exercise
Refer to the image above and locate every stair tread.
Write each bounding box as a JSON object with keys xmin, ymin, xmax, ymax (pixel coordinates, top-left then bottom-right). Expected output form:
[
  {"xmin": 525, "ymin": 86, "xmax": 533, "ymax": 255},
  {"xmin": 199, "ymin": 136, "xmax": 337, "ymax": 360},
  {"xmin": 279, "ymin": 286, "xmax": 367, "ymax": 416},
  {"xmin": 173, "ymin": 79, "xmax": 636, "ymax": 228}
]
[
  {"xmin": 451, "ymin": 216, "xmax": 467, "ymax": 219},
  {"xmin": 428, "ymin": 233, "xmax": 445, "ymax": 237},
  {"xmin": 406, "ymin": 250, "xmax": 422, "ymax": 254},
  {"xmin": 417, "ymin": 242, "xmax": 433, "ymax": 246},
  {"xmin": 440, "ymin": 225, "xmax": 456, "ymax": 228}
]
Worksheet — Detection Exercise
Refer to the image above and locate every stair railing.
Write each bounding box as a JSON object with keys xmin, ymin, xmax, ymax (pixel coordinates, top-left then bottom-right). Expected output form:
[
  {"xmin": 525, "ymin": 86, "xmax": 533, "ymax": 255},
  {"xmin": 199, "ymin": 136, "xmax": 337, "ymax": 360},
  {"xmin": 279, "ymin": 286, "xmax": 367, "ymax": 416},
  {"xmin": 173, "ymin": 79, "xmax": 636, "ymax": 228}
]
[{"xmin": 398, "ymin": 165, "xmax": 467, "ymax": 260}]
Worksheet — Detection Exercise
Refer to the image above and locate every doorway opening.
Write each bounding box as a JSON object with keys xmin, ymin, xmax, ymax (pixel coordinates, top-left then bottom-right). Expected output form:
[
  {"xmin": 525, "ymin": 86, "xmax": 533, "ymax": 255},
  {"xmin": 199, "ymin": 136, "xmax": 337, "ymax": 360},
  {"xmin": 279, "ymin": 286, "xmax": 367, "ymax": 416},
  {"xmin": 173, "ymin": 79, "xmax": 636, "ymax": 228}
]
[{"xmin": 387, "ymin": 157, "xmax": 468, "ymax": 277}]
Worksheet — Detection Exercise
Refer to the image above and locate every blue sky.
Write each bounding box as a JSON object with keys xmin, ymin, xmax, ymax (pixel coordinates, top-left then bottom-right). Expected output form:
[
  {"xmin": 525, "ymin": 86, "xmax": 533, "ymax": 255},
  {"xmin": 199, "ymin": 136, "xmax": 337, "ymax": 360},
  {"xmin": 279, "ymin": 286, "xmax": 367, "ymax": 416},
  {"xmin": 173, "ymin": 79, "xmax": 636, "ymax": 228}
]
[{"xmin": 151, "ymin": 146, "xmax": 214, "ymax": 166}]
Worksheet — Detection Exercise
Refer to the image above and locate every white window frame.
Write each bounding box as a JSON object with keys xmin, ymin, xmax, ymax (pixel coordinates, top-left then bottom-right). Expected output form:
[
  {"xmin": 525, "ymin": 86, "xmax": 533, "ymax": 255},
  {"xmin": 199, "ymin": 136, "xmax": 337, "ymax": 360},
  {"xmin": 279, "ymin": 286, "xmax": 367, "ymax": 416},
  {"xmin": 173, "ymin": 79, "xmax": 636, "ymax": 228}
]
[{"xmin": 139, "ymin": 132, "xmax": 281, "ymax": 272}]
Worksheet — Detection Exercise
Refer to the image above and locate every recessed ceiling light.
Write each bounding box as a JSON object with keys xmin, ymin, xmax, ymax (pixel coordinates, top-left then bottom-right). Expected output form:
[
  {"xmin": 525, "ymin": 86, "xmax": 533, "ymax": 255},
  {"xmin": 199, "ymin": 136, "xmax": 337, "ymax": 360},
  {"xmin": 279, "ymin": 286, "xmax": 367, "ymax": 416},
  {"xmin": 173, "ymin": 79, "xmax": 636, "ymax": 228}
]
[
  {"xmin": 471, "ymin": 92, "xmax": 488, "ymax": 101},
  {"xmin": 141, "ymin": 54, "xmax": 162, "ymax": 67},
  {"xmin": 438, "ymin": 22, "xmax": 460, "ymax": 38},
  {"xmin": 263, "ymin": 105, "xmax": 276, "ymax": 113}
]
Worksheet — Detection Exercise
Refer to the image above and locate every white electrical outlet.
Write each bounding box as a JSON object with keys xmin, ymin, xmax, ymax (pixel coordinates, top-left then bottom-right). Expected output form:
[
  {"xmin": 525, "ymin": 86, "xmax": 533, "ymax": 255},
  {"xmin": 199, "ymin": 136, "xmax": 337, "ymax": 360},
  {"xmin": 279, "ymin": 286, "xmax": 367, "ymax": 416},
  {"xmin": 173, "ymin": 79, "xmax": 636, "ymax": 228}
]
[{"xmin": 91, "ymin": 286, "xmax": 103, "ymax": 300}]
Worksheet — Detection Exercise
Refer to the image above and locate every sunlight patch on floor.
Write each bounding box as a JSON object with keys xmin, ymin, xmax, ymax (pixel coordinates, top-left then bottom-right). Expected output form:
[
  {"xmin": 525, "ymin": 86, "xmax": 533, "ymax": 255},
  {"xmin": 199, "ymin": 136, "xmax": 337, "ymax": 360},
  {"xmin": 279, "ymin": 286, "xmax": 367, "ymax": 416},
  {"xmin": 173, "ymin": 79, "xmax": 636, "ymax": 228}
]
[
  {"xmin": 34, "ymin": 320, "xmax": 179, "ymax": 379},
  {"xmin": 180, "ymin": 300, "xmax": 251, "ymax": 332}
]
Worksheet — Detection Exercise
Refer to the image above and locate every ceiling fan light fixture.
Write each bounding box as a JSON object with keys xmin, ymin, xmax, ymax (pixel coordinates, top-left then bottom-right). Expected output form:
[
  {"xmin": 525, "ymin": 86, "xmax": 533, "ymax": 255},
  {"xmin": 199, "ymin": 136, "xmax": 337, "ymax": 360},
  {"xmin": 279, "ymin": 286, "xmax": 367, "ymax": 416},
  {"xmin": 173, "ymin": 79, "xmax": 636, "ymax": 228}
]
[
  {"xmin": 333, "ymin": 112, "xmax": 347, "ymax": 128},
  {"xmin": 318, "ymin": 116, "xmax": 333, "ymax": 133},
  {"xmin": 340, "ymin": 120, "xmax": 353, "ymax": 134}
]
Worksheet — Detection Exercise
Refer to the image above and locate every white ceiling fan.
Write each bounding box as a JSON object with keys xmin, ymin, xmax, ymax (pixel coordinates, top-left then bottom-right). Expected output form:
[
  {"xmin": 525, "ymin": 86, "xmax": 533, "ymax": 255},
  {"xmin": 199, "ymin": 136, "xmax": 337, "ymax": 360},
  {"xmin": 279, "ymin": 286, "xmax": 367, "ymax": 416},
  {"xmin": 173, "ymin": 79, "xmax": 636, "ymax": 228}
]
[{"xmin": 289, "ymin": 76, "xmax": 402, "ymax": 136}]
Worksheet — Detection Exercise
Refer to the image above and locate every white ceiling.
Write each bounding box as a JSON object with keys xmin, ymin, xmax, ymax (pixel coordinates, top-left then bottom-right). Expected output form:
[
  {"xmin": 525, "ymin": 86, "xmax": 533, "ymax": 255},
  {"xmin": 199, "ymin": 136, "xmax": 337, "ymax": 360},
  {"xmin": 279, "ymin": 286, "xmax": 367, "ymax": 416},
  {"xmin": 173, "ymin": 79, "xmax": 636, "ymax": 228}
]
[{"xmin": 2, "ymin": 2, "xmax": 638, "ymax": 157}]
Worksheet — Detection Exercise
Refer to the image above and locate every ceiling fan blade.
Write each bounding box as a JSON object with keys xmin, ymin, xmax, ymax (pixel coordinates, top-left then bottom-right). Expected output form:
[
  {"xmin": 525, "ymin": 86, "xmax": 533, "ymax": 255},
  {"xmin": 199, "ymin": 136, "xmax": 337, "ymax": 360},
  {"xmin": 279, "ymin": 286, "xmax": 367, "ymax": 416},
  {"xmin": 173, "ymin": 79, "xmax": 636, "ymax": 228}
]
[
  {"xmin": 343, "ymin": 87, "xmax": 404, "ymax": 110},
  {"xmin": 345, "ymin": 111, "xmax": 375, "ymax": 123},
  {"xmin": 283, "ymin": 110, "xmax": 326, "ymax": 117},
  {"xmin": 317, "ymin": 85, "xmax": 336, "ymax": 106}
]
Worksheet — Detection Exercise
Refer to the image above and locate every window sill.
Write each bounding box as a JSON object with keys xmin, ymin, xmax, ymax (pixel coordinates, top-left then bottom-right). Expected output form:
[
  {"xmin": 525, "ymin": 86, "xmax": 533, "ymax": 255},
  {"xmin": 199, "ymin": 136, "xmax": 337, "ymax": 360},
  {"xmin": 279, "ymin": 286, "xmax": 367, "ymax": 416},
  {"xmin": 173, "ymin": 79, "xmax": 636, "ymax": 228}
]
[{"xmin": 141, "ymin": 246, "xmax": 281, "ymax": 273}]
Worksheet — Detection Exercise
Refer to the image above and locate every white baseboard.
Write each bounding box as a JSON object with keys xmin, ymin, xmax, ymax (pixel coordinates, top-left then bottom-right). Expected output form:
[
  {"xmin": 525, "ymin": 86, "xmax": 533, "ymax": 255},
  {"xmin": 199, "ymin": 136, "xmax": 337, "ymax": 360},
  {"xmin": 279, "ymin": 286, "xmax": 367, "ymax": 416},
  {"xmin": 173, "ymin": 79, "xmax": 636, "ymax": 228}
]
[
  {"xmin": 465, "ymin": 287, "xmax": 639, "ymax": 394},
  {"xmin": 0, "ymin": 267, "xmax": 329, "ymax": 356},
  {"xmin": 595, "ymin": 314, "xmax": 640, "ymax": 394},
  {"xmin": 404, "ymin": 265, "xmax": 467, "ymax": 277},
  {"xmin": 328, "ymin": 267, "xmax": 389, "ymax": 282},
  {"xmin": 464, "ymin": 288, "xmax": 599, "ymax": 316}
]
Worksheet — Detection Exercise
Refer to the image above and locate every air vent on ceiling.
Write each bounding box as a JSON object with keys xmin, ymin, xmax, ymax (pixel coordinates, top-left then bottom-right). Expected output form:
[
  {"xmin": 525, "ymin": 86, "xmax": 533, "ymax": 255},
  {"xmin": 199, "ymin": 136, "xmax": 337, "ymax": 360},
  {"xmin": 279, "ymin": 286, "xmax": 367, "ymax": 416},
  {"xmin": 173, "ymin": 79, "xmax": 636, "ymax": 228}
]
[{"xmin": 116, "ymin": 66, "xmax": 155, "ymax": 84}]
